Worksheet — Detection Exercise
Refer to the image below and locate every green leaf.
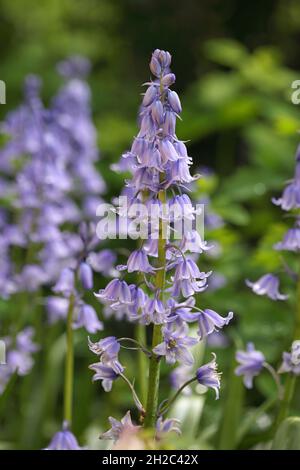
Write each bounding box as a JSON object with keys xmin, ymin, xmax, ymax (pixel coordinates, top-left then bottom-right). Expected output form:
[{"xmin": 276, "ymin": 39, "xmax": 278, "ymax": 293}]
[{"xmin": 272, "ymin": 417, "xmax": 300, "ymax": 450}]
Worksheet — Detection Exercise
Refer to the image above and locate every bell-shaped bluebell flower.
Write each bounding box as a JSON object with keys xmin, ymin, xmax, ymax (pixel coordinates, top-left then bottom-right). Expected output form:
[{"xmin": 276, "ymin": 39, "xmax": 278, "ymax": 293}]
[
  {"xmin": 180, "ymin": 230, "xmax": 213, "ymax": 254},
  {"xmin": 95, "ymin": 279, "xmax": 132, "ymax": 307},
  {"xmin": 170, "ymin": 364, "xmax": 193, "ymax": 394},
  {"xmin": 278, "ymin": 340, "xmax": 300, "ymax": 375},
  {"xmin": 78, "ymin": 261, "xmax": 93, "ymax": 290},
  {"xmin": 88, "ymin": 336, "xmax": 120, "ymax": 365}
]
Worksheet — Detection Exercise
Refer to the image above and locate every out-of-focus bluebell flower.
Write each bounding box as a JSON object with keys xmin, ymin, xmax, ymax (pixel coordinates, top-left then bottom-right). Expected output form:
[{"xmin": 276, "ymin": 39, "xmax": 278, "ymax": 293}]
[
  {"xmin": 87, "ymin": 336, "xmax": 122, "ymax": 377},
  {"xmin": 0, "ymin": 327, "xmax": 38, "ymax": 393},
  {"xmin": 153, "ymin": 322, "xmax": 197, "ymax": 365},
  {"xmin": 246, "ymin": 273, "xmax": 288, "ymax": 300},
  {"xmin": 73, "ymin": 303, "xmax": 103, "ymax": 334},
  {"xmin": 46, "ymin": 296, "xmax": 69, "ymax": 323},
  {"xmin": 100, "ymin": 411, "xmax": 139, "ymax": 442},
  {"xmin": 127, "ymin": 285, "xmax": 148, "ymax": 319},
  {"xmin": 274, "ymin": 227, "xmax": 300, "ymax": 252},
  {"xmin": 45, "ymin": 421, "xmax": 83, "ymax": 450},
  {"xmin": 196, "ymin": 353, "xmax": 221, "ymax": 399},
  {"xmin": 206, "ymin": 273, "xmax": 227, "ymax": 292},
  {"xmin": 87, "ymin": 250, "xmax": 117, "ymax": 275},
  {"xmin": 126, "ymin": 249, "xmax": 153, "ymax": 273},
  {"xmin": 278, "ymin": 340, "xmax": 300, "ymax": 375},
  {"xmin": 207, "ymin": 331, "xmax": 229, "ymax": 348},
  {"xmin": 235, "ymin": 343, "xmax": 265, "ymax": 388},
  {"xmin": 16, "ymin": 327, "xmax": 39, "ymax": 353},
  {"xmin": 156, "ymin": 417, "xmax": 181, "ymax": 437},
  {"xmin": 15, "ymin": 264, "xmax": 48, "ymax": 292},
  {"xmin": 272, "ymin": 182, "xmax": 300, "ymax": 211}
]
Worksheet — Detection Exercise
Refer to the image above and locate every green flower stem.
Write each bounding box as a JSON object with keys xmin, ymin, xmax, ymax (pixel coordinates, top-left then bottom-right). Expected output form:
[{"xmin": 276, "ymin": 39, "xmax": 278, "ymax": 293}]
[
  {"xmin": 144, "ymin": 188, "xmax": 167, "ymax": 428},
  {"xmin": 64, "ymin": 293, "xmax": 75, "ymax": 426},
  {"xmin": 136, "ymin": 189, "xmax": 149, "ymax": 406},
  {"xmin": 135, "ymin": 322, "xmax": 148, "ymax": 405},
  {"xmin": 276, "ymin": 269, "xmax": 300, "ymax": 428}
]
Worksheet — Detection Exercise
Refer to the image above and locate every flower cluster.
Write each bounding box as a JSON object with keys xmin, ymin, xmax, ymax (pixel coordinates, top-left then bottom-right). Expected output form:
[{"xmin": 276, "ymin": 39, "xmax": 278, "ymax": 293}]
[
  {"xmin": 89, "ymin": 49, "xmax": 233, "ymax": 440},
  {"xmin": 0, "ymin": 56, "xmax": 106, "ymax": 299}
]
